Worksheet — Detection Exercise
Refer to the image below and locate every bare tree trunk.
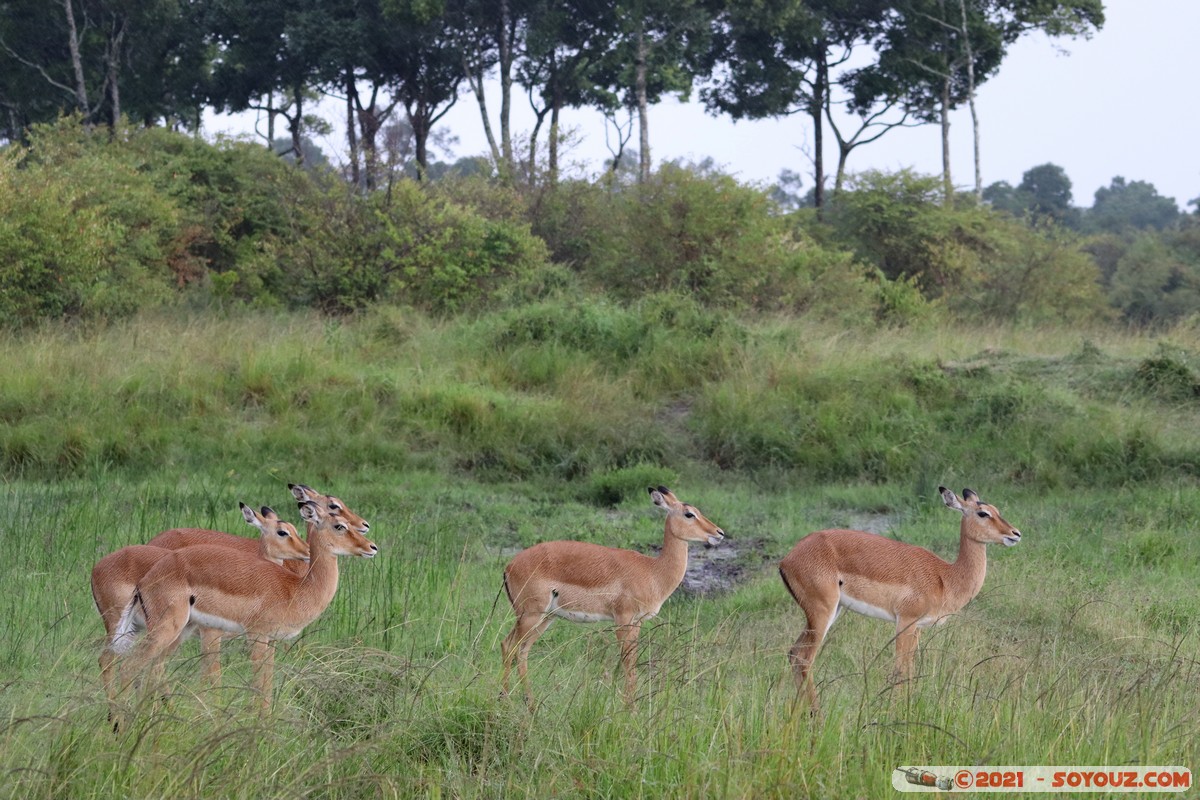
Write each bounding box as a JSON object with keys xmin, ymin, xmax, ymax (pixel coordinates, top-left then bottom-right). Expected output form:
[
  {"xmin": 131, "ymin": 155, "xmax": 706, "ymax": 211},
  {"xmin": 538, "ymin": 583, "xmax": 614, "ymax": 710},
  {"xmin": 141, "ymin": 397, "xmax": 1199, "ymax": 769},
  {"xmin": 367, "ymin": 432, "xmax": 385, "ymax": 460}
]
[
  {"xmin": 635, "ymin": 25, "xmax": 650, "ymax": 183},
  {"xmin": 410, "ymin": 109, "xmax": 428, "ymax": 182},
  {"xmin": 958, "ymin": 0, "xmax": 981, "ymax": 200},
  {"xmin": 463, "ymin": 56, "xmax": 503, "ymax": 169},
  {"xmin": 811, "ymin": 47, "xmax": 828, "ymax": 214},
  {"xmin": 549, "ymin": 100, "xmax": 560, "ymax": 186},
  {"xmin": 266, "ymin": 92, "xmax": 276, "ymax": 146},
  {"xmin": 940, "ymin": 75, "xmax": 952, "ymax": 206},
  {"xmin": 290, "ymin": 88, "xmax": 304, "ymax": 166},
  {"xmin": 345, "ymin": 72, "xmax": 361, "ymax": 190},
  {"xmin": 63, "ymin": 0, "xmax": 89, "ymax": 114},
  {"xmin": 105, "ymin": 16, "xmax": 126, "ymax": 128},
  {"xmin": 498, "ymin": 0, "xmax": 514, "ymax": 177}
]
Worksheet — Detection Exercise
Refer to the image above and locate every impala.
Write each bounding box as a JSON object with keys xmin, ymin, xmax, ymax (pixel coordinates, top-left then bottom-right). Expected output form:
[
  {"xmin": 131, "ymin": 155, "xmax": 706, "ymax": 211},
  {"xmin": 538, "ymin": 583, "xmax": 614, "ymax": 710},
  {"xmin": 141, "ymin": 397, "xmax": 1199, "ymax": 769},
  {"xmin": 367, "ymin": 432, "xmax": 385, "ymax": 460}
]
[
  {"xmin": 500, "ymin": 485, "xmax": 726, "ymax": 710},
  {"xmin": 92, "ymin": 503, "xmax": 309, "ymax": 707},
  {"xmin": 140, "ymin": 483, "xmax": 370, "ymax": 682},
  {"xmin": 778, "ymin": 487, "xmax": 1022, "ymax": 711},
  {"xmin": 114, "ymin": 498, "xmax": 378, "ymax": 711}
]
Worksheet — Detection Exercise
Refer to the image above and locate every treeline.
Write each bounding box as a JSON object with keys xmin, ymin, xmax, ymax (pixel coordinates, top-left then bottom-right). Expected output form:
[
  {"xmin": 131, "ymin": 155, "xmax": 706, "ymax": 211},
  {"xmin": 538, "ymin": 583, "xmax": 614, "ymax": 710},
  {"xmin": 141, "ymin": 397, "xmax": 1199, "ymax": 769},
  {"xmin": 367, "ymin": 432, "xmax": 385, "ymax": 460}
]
[
  {"xmin": 4, "ymin": 119, "xmax": 1199, "ymax": 330},
  {"xmin": 1, "ymin": 0, "xmax": 1104, "ymax": 199}
]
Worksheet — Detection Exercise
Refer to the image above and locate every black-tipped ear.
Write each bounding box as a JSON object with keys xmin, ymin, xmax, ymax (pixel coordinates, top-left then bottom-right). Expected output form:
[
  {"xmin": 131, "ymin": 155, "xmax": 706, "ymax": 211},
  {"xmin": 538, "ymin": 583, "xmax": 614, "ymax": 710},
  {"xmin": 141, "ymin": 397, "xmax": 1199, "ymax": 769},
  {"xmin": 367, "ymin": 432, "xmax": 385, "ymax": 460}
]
[
  {"xmin": 963, "ymin": 488, "xmax": 979, "ymax": 501},
  {"xmin": 656, "ymin": 485, "xmax": 670, "ymax": 494},
  {"xmin": 261, "ymin": 506, "xmax": 274, "ymax": 517},
  {"xmin": 239, "ymin": 501, "xmax": 248, "ymax": 510},
  {"xmin": 937, "ymin": 486, "xmax": 947, "ymax": 494},
  {"xmin": 646, "ymin": 487, "xmax": 655, "ymax": 496}
]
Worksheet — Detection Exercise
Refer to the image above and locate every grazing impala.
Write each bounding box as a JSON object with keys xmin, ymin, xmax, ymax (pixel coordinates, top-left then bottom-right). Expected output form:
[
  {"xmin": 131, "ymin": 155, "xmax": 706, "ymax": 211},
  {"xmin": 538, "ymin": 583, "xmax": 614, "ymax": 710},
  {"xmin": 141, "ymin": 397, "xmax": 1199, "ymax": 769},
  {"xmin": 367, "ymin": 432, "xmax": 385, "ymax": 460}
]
[
  {"xmin": 501, "ymin": 485, "xmax": 726, "ymax": 710},
  {"xmin": 779, "ymin": 487, "xmax": 1022, "ymax": 711},
  {"xmin": 140, "ymin": 484, "xmax": 370, "ymax": 682},
  {"xmin": 114, "ymin": 498, "xmax": 378, "ymax": 711},
  {"xmin": 92, "ymin": 503, "xmax": 310, "ymax": 708}
]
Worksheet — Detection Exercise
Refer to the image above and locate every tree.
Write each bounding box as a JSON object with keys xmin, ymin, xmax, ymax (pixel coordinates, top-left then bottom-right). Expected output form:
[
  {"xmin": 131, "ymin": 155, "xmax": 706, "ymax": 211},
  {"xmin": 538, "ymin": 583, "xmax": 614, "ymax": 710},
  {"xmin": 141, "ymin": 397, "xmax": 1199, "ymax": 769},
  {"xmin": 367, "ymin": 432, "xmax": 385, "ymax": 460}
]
[
  {"xmin": 578, "ymin": 0, "xmax": 712, "ymax": 183},
  {"xmin": 1088, "ymin": 176, "xmax": 1180, "ymax": 233},
  {"xmin": 703, "ymin": 0, "xmax": 892, "ymax": 211},
  {"xmin": 452, "ymin": 0, "xmax": 536, "ymax": 182},
  {"xmin": 380, "ymin": 0, "xmax": 464, "ymax": 182},
  {"xmin": 517, "ymin": 0, "xmax": 617, "ymax": 184},
  {"xmin": 860, "ymin": 0, "xmax": 1103, "ymax": 204},
  {"xmin": 208, "ymin": 0, "xmax": 333, "ymax": 164},
  {"xmin": 0, "ymin": 0, "xmax": 206, "ymax": 135},
  {"xmin": 1018, "ymin": 162, "xmax": 1076, "ymax": 226}
]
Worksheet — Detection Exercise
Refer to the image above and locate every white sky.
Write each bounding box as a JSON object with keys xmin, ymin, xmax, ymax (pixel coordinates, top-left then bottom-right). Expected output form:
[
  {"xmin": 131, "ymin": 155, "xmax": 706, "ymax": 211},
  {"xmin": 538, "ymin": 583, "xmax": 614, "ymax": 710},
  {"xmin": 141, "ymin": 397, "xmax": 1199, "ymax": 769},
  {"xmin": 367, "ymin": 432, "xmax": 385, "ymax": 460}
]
[{"xmin": 208, "ymin": 0, "xmax": 1199, "ymax": 210}]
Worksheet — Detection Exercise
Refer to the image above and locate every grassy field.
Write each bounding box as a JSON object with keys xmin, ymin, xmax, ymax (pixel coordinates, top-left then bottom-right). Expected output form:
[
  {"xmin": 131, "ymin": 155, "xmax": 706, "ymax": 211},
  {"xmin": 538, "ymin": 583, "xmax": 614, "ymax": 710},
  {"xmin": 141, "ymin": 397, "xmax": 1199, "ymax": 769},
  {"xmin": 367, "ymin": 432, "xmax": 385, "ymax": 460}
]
[{"xmin": 1, "ymin": 310, "xmax": 1199, "ymax": 798}]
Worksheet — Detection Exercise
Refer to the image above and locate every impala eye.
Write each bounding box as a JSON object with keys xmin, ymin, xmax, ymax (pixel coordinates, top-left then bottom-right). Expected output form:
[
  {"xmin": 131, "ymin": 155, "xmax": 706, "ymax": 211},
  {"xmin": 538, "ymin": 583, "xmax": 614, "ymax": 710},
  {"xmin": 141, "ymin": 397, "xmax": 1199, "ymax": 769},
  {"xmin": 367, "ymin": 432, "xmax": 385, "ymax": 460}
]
[
  {"xmin": 684, "ymin": 512, "xmax": 695, "ymax": 519},
  {"xmin": 977, "ymin": 510, "xmax": 991, "ymax": 518},
  {"xmin": 276, "ymin": 529, "xmax": 289, "ymax": 537}
]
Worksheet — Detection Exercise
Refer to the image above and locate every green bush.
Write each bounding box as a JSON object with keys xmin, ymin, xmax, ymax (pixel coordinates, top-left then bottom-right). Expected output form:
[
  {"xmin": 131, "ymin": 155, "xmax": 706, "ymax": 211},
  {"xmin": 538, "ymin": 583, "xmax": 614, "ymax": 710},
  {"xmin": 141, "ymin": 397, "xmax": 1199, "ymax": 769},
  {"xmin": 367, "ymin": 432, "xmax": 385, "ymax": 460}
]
[
  {"xmin": 825, "ymin": 169, "xmax": 1111, "ymax": 324},
  {"xmin": 278, "ymin": 181, "xmax": 551, "ymax": 314},
  {"xmin": 578, "ymin": 464, "xmax": 680, "ymax": 507},
  {"xmin": 0, "ymin": 125, "xmax": 178, "ymax": 324}
]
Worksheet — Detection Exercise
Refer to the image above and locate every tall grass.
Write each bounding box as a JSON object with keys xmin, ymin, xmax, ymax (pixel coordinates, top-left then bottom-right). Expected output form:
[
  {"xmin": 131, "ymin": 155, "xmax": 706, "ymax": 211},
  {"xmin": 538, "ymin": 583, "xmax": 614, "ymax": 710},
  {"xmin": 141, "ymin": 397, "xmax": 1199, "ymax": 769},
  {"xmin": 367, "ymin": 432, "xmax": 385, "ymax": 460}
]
[
  {"xmin": 0, "ymin": 475, "xmax": 1198, "ymax": 798},
  {"xmin": 4, "ymin": 305, "xmax": 1200, "ymax": 490},
  {"xmin": 2, "ymin": 308, "xmax": 1199, "ymax": 796}
]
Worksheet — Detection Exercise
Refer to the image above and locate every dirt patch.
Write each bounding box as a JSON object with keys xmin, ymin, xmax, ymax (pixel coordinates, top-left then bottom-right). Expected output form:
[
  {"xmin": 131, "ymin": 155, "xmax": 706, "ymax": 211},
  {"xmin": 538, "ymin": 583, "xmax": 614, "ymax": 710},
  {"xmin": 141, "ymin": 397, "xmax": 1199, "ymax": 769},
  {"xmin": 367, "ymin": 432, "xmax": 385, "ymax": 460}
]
[{"xmin": 646, "ymin": 537, "xmax": 774, "ymax": 596}]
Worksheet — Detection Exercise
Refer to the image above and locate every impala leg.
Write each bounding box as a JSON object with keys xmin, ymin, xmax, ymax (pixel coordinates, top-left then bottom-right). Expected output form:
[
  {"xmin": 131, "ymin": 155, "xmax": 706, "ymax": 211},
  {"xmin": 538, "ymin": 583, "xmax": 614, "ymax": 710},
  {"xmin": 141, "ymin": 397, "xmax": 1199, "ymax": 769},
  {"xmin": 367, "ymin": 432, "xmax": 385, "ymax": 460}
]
[
  {"xmin": 121, "ymin": 597, "xmax": 189, "ymax": 706},
  {"xmin": 199, "ymin": 628, "xmax": 224, "ymax": 685},
  {"xmin": 893, "ymin": 619, "xmax": 922, "ymax": 684},
  {"xmin": 249, "ymin": 636, "xmax": 275, "ymax": 711},
  {"xmin": 613, "ymin": 618, "xmax": 641, "ymax": 708},
  {"xmin": 788, "ymin": 602, "xmax": 838, "ymax": 714},
  {"xmin": 501, "ymin": 612, "xmax": 554, "ymax": 712}
]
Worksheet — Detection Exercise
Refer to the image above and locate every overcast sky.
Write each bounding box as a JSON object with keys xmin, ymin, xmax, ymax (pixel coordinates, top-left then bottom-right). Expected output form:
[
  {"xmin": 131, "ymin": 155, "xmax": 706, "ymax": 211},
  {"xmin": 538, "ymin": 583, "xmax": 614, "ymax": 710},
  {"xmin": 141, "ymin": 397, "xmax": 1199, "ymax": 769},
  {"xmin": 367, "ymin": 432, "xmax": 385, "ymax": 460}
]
[{"xmin": 210, "ymin": 0, "xmax": 1198, "ymax": 211}]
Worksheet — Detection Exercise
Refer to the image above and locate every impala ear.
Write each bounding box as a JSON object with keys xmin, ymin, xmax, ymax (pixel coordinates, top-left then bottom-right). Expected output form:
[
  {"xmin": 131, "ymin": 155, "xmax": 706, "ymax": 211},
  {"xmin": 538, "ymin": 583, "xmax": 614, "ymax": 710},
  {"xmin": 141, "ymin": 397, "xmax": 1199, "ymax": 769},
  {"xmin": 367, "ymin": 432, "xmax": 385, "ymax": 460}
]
[
  {"xmin": 240, "ymin": 502, "xmax": 260, "ymax": 527},
  {"xmin": 260, "ymin": 506, "xmax": 277, "ymax": 520},
  {"xmin": 939, "ymin": 486, "xmax": 966, "ymax": 513},
  {"xmin": 648, "ymin": 487, "xmax": 668, "ymax": 509},
  {"xmin": 298, "ymin": 500, "xmax": 320, "ymax": 523},
  {"xmin": 289, "ymin": 484, "xmax": 312, "ymax": 502},
  {"xmin": 962, "ymin": 488, "xmax": 980, "ymax": 502}
]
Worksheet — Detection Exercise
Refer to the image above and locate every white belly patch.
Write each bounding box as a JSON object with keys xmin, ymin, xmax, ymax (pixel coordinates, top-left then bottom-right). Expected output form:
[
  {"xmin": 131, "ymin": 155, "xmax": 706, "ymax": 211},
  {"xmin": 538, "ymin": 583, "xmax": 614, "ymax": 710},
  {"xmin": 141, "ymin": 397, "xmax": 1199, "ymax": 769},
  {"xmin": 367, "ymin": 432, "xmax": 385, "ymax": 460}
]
[
  {"xmin": 189, "ymin": 608, "xmax": 246, "ymax": 635},
  {"xmin": 839, "ymin": 591, "xmax": 897, "ymax": 623},
  {"xmin": 546, "ymin": 592, "xmax": 613, "ymax": 623}
]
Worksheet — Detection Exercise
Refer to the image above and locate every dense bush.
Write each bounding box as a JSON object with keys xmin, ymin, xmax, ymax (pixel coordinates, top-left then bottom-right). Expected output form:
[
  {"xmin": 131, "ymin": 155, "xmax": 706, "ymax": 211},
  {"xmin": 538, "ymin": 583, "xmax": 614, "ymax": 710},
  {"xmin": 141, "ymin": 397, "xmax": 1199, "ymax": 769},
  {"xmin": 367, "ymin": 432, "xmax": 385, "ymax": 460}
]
[
  {"xmin": 1, "ymin": 118, "xmax": 1194, "ymax": 329},
  {"xmin": 825, "ymin": 170, "xmax": 1111, "ymax": 324}
]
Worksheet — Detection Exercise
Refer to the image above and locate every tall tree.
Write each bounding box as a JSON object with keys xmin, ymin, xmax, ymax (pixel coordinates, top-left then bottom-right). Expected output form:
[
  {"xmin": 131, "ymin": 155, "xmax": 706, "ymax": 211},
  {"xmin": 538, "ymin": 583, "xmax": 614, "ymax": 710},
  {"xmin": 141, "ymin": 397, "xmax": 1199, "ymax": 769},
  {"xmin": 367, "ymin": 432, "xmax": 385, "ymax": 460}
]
[
  {"xmin": 452, "ymin": 0, "xmax": 535, "ymax": 182},
  {"xmin": 1088, "ymin": 177, "xmax": 1180, "ymax": 233},
  {"xmin": 0, "ymin": 0, "xmax": 203, "ymax": 135},
  {"xmin": 599, "ymin": 0, "xmax": 712, "ymax": 182},
  {"xmin": 208, "ymin": 0, "xmax": 332, "ymax": 164},
  {"xmin": 383, "ymin": 0, "xmax": 464, "ymax": 181},
  {"xmin": 703, "ymin": 0, "xmax": 891, "ymax": 211},
  {"xmin": 860, "ymin": 0, "xmax": 1103, "ymax": 204},
  {"xmin": 517, "ymin": 0, "xmax": 617, "ymax": 184}
]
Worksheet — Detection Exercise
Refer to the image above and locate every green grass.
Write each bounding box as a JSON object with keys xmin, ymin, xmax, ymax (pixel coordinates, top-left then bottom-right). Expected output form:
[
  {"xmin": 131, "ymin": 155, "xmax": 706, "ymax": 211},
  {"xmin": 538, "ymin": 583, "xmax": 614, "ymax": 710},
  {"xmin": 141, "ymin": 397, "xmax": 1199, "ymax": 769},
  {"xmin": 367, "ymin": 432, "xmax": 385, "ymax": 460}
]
[
  {"xmin": 1, "ymin": 474, "xmax": 1198, "ymax": 798},
  {"xmin": 1, "ymin": 308, "xmax": 1199, "ymax": 797}
]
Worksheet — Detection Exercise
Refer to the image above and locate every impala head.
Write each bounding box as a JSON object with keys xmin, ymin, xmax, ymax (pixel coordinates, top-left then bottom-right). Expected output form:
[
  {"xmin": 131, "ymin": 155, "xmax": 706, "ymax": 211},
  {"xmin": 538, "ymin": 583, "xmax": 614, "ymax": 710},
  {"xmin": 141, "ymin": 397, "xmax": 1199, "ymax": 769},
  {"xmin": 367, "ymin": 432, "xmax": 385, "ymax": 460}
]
[
  {"xmin": 940, "ymin": 486, "xmax": 1021, "ymax": 547},
  {"xmin": 289, "ymin": 483, "xmax": 371, "ymax": 536},
  {"xmin": 297, "ymin": 500, "xmax": 379, "ymax": 557},
  {"xmin": 648, "ymin": 485, "xmax": 726, "ymax": 546},
  {"xmin": 240, "ymin": 501, "xmax": 310, "ymax": 562}
]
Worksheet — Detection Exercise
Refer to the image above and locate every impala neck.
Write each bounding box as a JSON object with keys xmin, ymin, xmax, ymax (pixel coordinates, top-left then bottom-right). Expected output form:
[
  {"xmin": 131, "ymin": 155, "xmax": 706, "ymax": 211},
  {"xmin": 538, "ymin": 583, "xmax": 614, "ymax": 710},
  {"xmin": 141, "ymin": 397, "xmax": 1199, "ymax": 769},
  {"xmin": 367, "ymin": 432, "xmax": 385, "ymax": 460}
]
[
  {"xmin": 301, "ymin": 523, "xmax": 341, "ymax": 603},
  {"xmin": 947, "ymin": 525, "xmax": 988, "ymax": 607},
  {"xmin": 651, "ymin": 515, "xmax": 692, "ymax": 595}
]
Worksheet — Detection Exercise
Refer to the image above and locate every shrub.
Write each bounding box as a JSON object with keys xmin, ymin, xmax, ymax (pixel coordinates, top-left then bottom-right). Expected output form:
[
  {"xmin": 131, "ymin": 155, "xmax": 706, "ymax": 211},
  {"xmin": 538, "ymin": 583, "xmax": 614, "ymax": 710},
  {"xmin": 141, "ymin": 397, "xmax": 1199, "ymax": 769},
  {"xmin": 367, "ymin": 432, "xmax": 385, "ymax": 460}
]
[
  {"xmin": 0, "ymin": 127, "xmax": 177, "ymax": 324},
  {"xmin": 579, "ymin": 464, "xmax": 680, "ymax": 507},
  {"xmin": 279, "ymin": 181, "xmax": 550, "ymax": 314}
]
